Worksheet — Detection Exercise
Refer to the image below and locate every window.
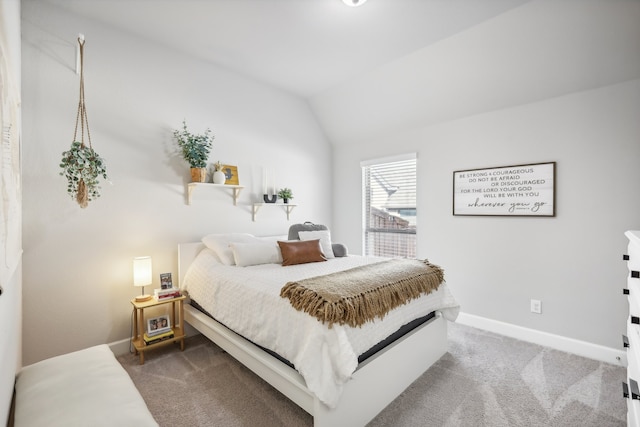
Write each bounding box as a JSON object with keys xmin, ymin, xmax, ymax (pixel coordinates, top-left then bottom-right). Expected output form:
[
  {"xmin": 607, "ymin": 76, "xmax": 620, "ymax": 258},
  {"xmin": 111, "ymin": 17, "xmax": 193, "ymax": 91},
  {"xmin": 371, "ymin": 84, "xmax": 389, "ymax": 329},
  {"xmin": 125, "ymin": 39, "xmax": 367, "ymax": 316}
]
[{"xmin": 362, "ymin": 154, "xmax": 417, "ymax": 258}]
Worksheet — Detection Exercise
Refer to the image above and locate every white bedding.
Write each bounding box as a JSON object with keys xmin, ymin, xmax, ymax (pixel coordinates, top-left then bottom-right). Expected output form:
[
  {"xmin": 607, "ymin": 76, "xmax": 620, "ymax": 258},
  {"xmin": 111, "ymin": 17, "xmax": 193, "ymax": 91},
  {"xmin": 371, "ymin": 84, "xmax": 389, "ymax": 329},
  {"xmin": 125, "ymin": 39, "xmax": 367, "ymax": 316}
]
[{"xmin": 181, "ymin": 248, "xmax": 459, "ymax": 408}]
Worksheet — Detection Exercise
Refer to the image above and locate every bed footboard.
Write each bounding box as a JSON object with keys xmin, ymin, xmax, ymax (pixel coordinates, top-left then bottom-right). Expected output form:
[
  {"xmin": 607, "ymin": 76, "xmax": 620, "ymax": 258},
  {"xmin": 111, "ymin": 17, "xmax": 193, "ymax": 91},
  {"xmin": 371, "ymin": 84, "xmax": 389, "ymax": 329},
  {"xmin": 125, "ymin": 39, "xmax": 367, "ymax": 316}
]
[
  {"xmin": 184, "ymin": 304, "xmax": 447, "ymax": 426},
  {"xmin": 313, "ymin": 314, "xmax": 447, "ymax": 427}
]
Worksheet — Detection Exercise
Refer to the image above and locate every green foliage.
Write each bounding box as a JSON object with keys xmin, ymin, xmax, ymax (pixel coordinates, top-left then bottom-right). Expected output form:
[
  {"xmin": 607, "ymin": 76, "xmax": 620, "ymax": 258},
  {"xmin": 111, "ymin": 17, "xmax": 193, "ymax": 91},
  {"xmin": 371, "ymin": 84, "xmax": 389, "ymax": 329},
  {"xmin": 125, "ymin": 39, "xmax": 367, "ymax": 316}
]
[
  {"xmin": 277, "ymin": 187, "xmax": 293, "ymax": 200},
  {"xmin": 59, "ymin": 141, "xmax": 109, "ymax": 205},
  {"xmin": 173, "ymin": 120, "xmax": 214, "ymax": 168}
]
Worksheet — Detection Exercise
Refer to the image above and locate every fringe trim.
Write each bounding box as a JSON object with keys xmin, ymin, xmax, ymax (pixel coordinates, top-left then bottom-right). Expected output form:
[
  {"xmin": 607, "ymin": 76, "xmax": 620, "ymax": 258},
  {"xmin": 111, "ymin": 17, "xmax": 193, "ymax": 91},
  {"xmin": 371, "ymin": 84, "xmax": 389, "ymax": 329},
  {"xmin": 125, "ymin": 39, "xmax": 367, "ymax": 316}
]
[
  {"xmin": 76, "ymin": 178, "xmax": 88, "ymax": 208},
  {"xmin": 280, "ymin": 259, "xmax": 444, "ymax": 328}
]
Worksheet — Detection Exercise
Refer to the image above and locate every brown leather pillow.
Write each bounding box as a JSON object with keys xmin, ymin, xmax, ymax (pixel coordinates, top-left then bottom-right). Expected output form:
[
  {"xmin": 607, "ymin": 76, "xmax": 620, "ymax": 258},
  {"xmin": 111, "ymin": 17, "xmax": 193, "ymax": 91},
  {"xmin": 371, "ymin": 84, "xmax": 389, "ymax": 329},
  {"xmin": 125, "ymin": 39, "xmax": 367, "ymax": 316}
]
[{"xmin": 278, "ymin": 239, "xmax": 327, "ymax": 266}]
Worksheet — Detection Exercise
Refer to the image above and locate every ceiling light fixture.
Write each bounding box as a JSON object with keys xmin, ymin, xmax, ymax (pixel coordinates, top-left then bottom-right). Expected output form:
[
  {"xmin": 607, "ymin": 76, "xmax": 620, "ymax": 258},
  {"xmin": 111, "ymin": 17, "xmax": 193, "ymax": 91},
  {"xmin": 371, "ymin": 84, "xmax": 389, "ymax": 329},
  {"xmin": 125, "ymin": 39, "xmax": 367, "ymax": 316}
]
[{"xmin": 342, "ymin": 0, "xmax": 367, "ymax": 7}]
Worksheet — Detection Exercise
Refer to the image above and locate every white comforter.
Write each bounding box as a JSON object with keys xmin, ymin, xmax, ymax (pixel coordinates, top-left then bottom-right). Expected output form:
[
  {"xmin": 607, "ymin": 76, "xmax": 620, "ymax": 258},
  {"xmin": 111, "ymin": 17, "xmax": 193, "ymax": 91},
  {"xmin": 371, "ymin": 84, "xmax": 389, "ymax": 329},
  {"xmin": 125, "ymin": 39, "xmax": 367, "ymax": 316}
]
[{"xmin": 181, "ymin": 248, "xmax": 459, "ymax": 408}]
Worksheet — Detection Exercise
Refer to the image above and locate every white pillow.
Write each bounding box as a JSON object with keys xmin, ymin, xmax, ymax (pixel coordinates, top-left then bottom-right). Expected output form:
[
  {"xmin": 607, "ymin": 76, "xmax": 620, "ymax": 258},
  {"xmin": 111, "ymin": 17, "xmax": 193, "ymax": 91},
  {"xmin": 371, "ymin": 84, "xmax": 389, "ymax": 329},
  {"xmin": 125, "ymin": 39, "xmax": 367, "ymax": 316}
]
[
  {"xmin": 256, "ymin": 235, "xmax": 288, "ymax": 244},
  {"xmin": 230, "ymin": 242, "xmax": 282, "ymax": 267},
  {"xmin": 201, "ymin": 233, "xmax": 261, "ymax": 265},
  {"xmin": 298, "ymin": 230, "xmax": 335, "ymax": 259}
]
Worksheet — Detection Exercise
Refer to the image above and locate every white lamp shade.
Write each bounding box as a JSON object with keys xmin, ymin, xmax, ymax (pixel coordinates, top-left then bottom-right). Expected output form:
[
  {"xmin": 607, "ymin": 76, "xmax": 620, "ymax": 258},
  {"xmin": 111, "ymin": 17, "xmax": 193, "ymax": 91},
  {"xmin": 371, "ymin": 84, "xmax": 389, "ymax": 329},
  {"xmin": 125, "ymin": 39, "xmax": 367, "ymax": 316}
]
[{"xmin": 133, "ymin": 256, "xmax": 152, "ymax": 287}]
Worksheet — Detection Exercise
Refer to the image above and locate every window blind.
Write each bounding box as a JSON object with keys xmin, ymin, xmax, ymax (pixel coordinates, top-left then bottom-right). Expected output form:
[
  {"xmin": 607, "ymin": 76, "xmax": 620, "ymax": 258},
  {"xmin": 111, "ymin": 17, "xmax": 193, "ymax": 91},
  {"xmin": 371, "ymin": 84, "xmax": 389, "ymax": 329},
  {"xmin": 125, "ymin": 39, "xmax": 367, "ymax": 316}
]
[{"xmin": 362, "ymin": 155, "xmax": 417, "ymax": 258}]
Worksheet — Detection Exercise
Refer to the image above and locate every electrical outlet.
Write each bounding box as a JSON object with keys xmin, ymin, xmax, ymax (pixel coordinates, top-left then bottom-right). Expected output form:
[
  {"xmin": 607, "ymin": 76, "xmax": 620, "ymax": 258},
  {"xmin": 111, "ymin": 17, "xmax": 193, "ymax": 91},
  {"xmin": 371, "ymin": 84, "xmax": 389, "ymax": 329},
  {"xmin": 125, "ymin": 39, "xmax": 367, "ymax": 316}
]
[{"xmin": 530, "ymin": 299, "xmax": 542, "ymax": 314}]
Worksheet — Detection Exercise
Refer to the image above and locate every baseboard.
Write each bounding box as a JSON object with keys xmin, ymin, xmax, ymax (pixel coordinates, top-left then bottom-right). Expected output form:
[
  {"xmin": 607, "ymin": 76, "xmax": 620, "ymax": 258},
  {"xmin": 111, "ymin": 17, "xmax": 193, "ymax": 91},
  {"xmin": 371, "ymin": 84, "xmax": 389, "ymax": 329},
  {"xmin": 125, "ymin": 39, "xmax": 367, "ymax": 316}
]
[
  {"xmin": 456, "ymin": 312, "xmax": 627, "ymax": 367},
  {"xmin": 108, "ymin": 338, "xmax": 132, "ymax": 357}
]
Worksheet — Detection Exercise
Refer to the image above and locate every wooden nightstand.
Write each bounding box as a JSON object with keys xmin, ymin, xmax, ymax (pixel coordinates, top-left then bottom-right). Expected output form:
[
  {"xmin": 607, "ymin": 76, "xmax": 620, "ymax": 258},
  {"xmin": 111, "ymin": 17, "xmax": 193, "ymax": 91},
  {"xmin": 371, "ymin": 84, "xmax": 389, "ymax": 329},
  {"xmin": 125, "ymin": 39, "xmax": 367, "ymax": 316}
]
[{"xmin": 130, "ymin": 295, "xmax": 186, "ymax": 364}]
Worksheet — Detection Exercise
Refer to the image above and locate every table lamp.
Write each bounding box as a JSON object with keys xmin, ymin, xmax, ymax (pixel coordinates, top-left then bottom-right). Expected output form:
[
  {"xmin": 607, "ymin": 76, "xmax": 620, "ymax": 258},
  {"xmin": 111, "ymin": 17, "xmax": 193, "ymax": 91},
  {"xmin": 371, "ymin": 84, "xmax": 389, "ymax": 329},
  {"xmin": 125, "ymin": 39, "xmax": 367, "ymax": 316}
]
[{"xmin": 133, "ymin": 256, "xmax": 153, "ymax": 302}]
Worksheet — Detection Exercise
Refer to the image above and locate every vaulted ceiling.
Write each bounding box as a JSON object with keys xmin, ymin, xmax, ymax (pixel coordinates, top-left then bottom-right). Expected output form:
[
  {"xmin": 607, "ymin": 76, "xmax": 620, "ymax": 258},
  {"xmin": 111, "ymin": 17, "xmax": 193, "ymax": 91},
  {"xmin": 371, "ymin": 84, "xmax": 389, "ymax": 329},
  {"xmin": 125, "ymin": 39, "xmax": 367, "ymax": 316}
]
[
  {"xmin": 41, "ymin": 0, "xmax": 529, "ymax": 97},
  {"xmin": 39, "ymin": 0, "xmax": 640, "ymax": 145}
]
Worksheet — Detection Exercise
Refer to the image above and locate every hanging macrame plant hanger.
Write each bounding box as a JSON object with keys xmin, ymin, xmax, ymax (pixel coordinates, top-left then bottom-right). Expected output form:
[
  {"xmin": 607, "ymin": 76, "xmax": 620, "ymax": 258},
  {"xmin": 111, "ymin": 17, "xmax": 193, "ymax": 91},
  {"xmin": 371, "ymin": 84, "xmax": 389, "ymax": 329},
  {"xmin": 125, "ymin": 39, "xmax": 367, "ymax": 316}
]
[
  {"xmin": 60, "ymin": 36, "xmax": 108, "ymax": 208},
  {"xmin": 74, "ymin": 37, "xmax": 91, "ymax": 207}
]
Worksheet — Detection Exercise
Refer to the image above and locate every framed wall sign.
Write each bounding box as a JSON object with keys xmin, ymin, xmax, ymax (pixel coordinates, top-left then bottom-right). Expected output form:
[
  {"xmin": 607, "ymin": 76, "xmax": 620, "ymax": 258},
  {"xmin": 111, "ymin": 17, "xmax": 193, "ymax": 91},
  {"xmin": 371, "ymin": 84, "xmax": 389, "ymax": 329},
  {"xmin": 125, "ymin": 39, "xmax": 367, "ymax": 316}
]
[{"xmin": 453, "ymin": 162, "xmax": 556, "ymax": 216}]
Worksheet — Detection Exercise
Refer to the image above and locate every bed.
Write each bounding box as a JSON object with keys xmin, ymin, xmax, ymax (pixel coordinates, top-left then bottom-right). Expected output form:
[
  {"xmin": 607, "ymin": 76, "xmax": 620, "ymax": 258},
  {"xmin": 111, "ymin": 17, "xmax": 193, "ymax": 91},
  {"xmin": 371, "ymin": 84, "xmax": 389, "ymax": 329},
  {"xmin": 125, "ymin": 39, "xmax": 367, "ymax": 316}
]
[{"xmin": 178, "ymin": 232, "xmax": 459, "ymax": 427}]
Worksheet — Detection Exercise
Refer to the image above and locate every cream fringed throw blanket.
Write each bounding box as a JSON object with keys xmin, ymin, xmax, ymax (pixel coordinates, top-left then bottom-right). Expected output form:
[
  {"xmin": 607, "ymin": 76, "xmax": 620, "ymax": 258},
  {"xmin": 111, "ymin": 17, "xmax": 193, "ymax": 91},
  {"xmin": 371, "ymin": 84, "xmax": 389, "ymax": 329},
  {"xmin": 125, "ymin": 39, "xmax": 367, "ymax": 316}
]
[{"xmin": 280, "ymin": 259, "xmax": 444, "ymax": 328}]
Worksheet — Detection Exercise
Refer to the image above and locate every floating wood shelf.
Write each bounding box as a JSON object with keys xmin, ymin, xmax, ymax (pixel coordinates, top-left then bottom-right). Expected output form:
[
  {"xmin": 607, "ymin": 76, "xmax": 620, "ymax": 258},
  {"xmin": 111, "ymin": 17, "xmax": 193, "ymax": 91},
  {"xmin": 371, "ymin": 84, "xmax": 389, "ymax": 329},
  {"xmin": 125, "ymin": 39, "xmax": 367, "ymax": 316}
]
[
  {"xmin": 252, "ymin": 203, "xmax": 297, "ymax": 221},
  {"xmin": 187, "ymin": 183, "xmax": 244, "ymax": 205}
]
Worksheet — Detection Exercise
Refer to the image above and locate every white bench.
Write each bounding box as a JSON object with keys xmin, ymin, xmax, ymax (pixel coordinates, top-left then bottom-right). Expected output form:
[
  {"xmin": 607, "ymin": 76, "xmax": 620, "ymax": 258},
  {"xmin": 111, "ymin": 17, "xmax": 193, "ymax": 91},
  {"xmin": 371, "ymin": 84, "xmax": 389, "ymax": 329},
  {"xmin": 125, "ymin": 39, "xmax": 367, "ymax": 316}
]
[{"xmin": 14, "ymin": 344, "xmax": 157, "ymax": 427}]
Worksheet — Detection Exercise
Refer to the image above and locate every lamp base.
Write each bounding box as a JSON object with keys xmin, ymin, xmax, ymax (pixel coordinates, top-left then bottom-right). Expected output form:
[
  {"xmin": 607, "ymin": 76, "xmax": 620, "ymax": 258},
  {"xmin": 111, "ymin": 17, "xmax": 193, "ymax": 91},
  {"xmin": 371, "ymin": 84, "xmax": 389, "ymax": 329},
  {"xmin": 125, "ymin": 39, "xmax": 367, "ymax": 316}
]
[{"xmin": 135, "ymin": 294, "xmax": 152, "ymax": 302}]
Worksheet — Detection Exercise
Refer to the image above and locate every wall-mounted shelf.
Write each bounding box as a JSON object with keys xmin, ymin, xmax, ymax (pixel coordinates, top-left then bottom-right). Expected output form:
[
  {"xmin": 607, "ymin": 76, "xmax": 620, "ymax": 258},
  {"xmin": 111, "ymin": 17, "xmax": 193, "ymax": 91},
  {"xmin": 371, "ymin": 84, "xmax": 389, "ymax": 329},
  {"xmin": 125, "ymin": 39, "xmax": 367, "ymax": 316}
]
[
  {"xmin": 187, "ymin": 183, "xmax": 244, "ymax": 205},
  {"xmin": 252, "ymin": 203, "xmax": 297, "ymax": 221}
]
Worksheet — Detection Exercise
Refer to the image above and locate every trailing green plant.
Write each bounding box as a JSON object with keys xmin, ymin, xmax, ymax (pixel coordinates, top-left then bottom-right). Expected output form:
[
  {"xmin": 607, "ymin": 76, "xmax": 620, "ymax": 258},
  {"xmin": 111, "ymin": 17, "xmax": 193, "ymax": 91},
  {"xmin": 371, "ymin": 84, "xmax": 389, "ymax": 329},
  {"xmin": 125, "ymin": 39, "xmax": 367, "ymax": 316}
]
[
  {"xmin": 59, "ymin": 37, "xmax": 108, "ymax": 209},
  {"xmin": 173, "ymin": 120, "xmax": 214, "ymax": 168},
  {"xmin": 59, "ymin": 141, "xmax": 108, "ymax": 208},
  {"xmin": 277, "ymin": 187, "xmax": 293, "ymax": 200}
]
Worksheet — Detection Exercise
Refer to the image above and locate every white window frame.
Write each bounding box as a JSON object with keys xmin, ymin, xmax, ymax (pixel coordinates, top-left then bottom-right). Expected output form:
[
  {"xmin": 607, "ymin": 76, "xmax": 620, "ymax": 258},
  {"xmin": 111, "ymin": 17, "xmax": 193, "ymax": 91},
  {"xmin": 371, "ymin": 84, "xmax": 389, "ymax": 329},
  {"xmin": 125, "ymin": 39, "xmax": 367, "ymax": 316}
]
[{"xmin": 361, "ymin": 153, "xmax": 417, "ymax": 258}]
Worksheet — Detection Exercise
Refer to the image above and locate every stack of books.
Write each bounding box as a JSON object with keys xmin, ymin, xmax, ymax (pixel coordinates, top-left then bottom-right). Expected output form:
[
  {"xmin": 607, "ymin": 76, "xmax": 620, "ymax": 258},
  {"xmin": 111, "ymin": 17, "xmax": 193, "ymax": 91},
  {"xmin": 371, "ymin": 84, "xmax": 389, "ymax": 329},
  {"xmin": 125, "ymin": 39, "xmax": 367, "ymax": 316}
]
[
  {"xmin": 154, "ymin": 288, "xmax": 181, "ymax": 301},
  {"xmin": 143, "ymin": 329, "xmax": 174, "ymax": 345}
]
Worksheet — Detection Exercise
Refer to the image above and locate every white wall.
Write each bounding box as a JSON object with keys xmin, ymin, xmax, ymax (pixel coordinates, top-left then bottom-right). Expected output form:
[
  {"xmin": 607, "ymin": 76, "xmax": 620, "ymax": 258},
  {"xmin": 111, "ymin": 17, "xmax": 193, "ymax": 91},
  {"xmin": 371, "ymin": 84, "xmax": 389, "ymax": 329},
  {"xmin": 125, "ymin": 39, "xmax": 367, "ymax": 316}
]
[
  {"xmin": 21, "ymin": 1, "xmax": 332, "ymax": 365},
  {"xmin": 18, "ymin": 0, "xmax": 640, "ymax": 369},
  {"xmin": 0, "ymin": 0, "xmax": 21, "ymax": 423},
  {"xmin": 324, "ymin": 0, "xmax": 640, "ymax": 354},
  {"xmin": 311, "ymin": 0, "xmax": 640, "ymax": 147},
  {"xmin": 331, "ymin": 78, "xmax": 640, "ymax": 351}
]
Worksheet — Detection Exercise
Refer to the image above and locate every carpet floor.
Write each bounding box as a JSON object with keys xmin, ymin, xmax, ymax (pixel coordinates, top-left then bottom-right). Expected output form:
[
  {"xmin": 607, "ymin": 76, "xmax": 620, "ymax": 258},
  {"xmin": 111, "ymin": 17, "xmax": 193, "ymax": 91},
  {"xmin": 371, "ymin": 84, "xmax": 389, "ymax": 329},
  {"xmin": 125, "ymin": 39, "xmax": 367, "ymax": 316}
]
[{"xmin": 118, "ymin": 322, "xmax": 626, "ymax": 426}]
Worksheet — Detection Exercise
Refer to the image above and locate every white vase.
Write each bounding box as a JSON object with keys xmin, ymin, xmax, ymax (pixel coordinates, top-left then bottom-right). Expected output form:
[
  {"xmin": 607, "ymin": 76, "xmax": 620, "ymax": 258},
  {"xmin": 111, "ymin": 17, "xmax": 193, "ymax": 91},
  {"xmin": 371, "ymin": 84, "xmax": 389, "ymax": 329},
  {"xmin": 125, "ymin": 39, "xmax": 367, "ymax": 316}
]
[{"xmin": 212, "ymin": 170, "xmax": 226, "ymax": 184}]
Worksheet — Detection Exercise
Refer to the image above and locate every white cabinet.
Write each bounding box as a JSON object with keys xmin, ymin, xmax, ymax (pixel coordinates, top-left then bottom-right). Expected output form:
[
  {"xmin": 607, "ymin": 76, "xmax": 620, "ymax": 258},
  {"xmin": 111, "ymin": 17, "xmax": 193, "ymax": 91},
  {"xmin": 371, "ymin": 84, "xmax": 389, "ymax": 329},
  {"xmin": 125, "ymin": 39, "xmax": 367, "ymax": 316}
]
[{"xmin": 625, "ymin": 230, "xmax": 640, "ymax": 426}]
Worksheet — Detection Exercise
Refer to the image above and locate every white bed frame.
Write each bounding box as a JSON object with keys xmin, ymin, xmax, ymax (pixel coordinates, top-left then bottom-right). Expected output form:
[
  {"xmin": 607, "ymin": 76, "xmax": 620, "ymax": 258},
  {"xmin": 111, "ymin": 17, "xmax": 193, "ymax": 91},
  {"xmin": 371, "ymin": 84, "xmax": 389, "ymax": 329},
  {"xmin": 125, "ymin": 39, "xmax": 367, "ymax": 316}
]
[{"xmin": 178, "ymin": 242, "xmax": 448, "ymax": 427}]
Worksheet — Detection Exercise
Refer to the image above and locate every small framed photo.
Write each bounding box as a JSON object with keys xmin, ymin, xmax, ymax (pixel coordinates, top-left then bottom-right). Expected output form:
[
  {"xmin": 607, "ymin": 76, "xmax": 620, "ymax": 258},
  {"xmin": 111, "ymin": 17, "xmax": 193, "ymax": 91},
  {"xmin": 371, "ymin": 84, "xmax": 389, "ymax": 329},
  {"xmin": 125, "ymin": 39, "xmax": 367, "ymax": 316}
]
[
  {"xmin": 222, "ymin": 165, "xmax": 239, "ymax": 185},
  {"xmin": 160, "ymin": 272, "xmax": 173, "ymax": 289},
  {"xmin": 147, "ymin": 315, "xmax": 171, "ymax": 335}
]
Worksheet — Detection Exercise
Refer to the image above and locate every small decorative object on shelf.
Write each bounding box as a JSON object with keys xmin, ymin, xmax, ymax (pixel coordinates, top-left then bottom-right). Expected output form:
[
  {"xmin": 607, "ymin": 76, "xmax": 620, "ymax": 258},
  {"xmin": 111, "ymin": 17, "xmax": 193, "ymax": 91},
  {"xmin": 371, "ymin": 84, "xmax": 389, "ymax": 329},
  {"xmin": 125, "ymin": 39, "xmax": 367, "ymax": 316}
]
[
  {"xmin": 159, "ymin": 272, "xmax": 172, "ymax": 289},
  {"xmin": 59, "ymin": 37, "xmax": 109, "ymax": 209},
  {"xmin": 222, "ymin": 164, "xmax": 239, "ymax": 185},
  {"xmin": 143, "ymin": 329, "xmax": 174, "ymax": 346},
  {"xmin": 212, "ymin": 161, "xmax": 226, "ymax": 184},
  {"xmin": 173, "ymin": 120, "xmax": 214, "ymax": 183},
  {"xmin": 147, "ymin": 314, "xmax": 171, "ymax": 336},
  {"xmin": 262, "ymin": 167, "xmax": 277, "ymax": 202},
  {"xmin": 278, "ymin": 187, "xmax": 294, "ymax": 204},
  {"xmin": 154, "ymin": 287, "xmax": 181, "ymax": 301}
]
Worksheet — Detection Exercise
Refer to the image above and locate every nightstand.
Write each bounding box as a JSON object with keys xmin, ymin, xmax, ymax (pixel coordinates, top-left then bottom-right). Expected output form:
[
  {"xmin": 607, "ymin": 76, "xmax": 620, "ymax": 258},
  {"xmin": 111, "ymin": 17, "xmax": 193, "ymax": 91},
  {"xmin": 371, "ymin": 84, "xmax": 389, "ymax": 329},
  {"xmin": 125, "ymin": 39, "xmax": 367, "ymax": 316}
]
[{"xmin": 130, "ymin": 295, "xmax": 186, "ymax": 364}]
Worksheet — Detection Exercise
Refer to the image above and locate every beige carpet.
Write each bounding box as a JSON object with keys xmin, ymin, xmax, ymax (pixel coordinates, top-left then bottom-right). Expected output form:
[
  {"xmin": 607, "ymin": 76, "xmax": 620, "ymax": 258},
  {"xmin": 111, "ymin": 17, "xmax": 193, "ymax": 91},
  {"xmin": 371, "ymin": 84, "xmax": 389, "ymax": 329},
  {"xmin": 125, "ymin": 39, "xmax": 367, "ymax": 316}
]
[{"xmin": 118, "ymin": 322, "xmax": 626, "ymax": 426}]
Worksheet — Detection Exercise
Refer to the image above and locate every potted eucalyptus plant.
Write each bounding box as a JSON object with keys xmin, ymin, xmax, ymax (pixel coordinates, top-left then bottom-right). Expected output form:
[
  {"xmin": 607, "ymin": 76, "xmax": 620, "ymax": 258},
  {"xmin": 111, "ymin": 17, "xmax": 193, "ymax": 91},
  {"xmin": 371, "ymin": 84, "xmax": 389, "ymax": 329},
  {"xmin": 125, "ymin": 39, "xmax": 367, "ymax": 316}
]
[
  {"xmin": 277, "ymin": 187, "xmax": 293, "ymax": 204},
  {"xmin": 173, "ymin": 120, "xmax": 214, "ymax": 182},
  {"xmin": 59, "ymin": 141, "xmax": 108, "ymax": 208}
]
